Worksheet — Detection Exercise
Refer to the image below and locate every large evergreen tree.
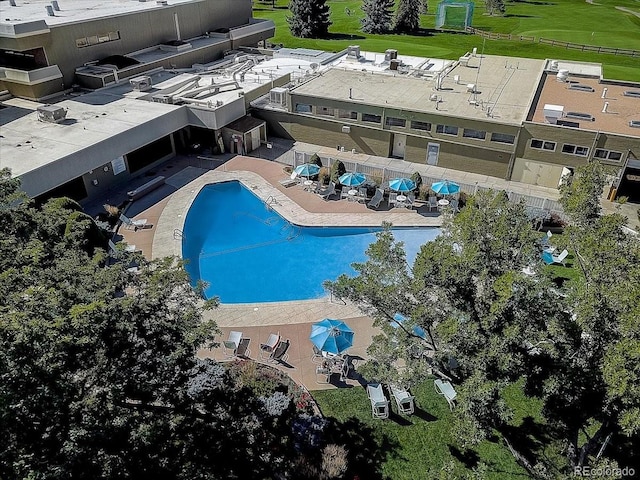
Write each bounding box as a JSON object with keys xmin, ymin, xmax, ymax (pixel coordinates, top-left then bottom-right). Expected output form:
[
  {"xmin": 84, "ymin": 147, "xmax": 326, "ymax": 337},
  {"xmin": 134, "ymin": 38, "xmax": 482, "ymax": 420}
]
[
  {"xmin": 361, "ymin": 0, "xmax": 395, "ymax": 34},
  {"xmin": 394, "ymin": 0, "xmax": 423, "ymax": 32},
  {"xmin": 287, "ymin": 0, "xmax": 331, "ymax": 38},
  {"xmin": 485, "ymin": 0, "xmax": 506, "ymax": 16}
]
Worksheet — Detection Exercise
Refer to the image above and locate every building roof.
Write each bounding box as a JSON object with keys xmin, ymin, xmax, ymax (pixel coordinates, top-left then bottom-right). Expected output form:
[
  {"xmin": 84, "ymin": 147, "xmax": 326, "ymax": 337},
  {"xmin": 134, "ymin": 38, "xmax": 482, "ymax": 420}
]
[
  {"xmin": 529, "ymin": 74, "xmax": 640, "ymax": 136},
  {"xmin": 289, "ymin": 54, "xmax": 545, "ymax": 125},
  {"xmin": 0, "ymin": 0, "xmax": 197, "ymax": 29}
]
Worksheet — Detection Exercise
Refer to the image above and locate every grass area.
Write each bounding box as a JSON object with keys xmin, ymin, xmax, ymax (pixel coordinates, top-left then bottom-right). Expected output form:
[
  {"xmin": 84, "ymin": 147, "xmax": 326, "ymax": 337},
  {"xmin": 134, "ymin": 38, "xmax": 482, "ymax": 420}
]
[
  {"xmin": 312, "ymin": 380, "xmax": 533, "ymax": 479},
  {"xmin": 254, "ymin": 0, "xmax": 640, "ymax": 81}
]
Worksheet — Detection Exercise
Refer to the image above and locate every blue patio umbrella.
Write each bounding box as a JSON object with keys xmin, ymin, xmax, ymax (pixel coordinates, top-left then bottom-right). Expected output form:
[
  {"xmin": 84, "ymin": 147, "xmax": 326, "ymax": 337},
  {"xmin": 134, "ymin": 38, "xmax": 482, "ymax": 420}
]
[
  {"xmin": 431, "ymin": 180, "xmax": 460, "ymax": 195},
  {"xmin": 389, "ymin": 177, "xmax": 416, "ymax": 192},
  {"xmin": 391, "ymin": 313, "xmax": 427, "ymax": 340},
  {"xmin": 293, "ymin": 163, "xmax": 321, "ymax": 178},
  {"xmin": 338, "ymin": 172, "xmax": 367, "ymax": 187},
  {"xmin": 310, "ymin": 318, "xmax": 354, "ymax": 355}
]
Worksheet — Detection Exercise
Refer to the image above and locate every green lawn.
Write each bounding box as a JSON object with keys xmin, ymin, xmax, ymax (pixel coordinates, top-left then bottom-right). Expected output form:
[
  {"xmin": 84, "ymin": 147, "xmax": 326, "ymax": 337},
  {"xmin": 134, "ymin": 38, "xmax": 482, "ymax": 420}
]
[
  {"xmin": 254, "ymin": 0, "xmax": 640, "ymax": 81},
  {"xmin": 312, "ymin": 380, "xmax": 536, "ymax": 479}
]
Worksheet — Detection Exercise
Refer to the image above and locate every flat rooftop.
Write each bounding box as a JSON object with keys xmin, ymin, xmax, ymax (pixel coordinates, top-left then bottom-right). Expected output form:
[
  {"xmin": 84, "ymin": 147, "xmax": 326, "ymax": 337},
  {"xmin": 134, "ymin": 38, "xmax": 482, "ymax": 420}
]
[
  {"xmin": 290, "ymin": 54, "xmax": 545, "ymax": 125},
  {"xmin": 0, "ymin": 0, "xmax": 196, "ymax": 28},
  {"xmin": 530, "ymin": 74, "xmax": 640, "ymax": 136}
]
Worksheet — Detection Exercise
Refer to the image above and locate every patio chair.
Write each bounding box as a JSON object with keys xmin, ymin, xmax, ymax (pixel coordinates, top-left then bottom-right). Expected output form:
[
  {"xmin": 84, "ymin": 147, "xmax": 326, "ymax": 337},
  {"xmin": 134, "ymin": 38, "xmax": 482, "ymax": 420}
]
[
  {"xmin": 434, "ymin": 379, "xmax": 457, "ymax": 411},
  {"xmin": 405, "ymin": 193, "xmax": 415, "ymax": 209},
  {"xmin": 259, "ymin": 333, "xmax": 281, "ymax": 360},
  {"xmin": 541, "ymin": 230, "xmax": 553, "ymax": 246},
  {"xmin": 449, "ymin": 198, "xmax": 459, "ymax": 213},
  {"xmin": 318, "ymin": 182, "xmax": 336, "ymax": 201},
  {"xmin": 542, "ymin": 248, "xmax": 569, "ymax": 266},
  {"xmin": 119, "ymin": 214, "xmax": 148, "ymax": 231},
  {"xmin": 367, "ymin": 188, "xmax": 384, "ymax": 209},
  {"xmin": 223, "ymin": 331, "xmax": 243, "ymax": 358},
  {"xmin": 390, "ymin": 385, "xmax": 415, "ymax": 415},
  {"xmin": 270, "ymin": 338, "xmax": 290, "ymax": 364},
  {"xmin": 358, "ymin": 187, "xmax": 368, "ymax": 202},
  {"xmin": 340, "ymin": 188, "xmax": 350, "ymax": 200},
  {"xmin": 311, "ymin": 345, "xmax": 324, "ymax": 364},
  {"xmin": 315, "ymin": 365, "xmax": 331, "ymax": 384},
  {"xmin": 428, "ymin": 196, "xmax": 438, "ymax": 212},
  {"xmin": 388, "ymin": 192, "xmax": 397, "ymax": 208},
  {"xmin": 367, "ymin": 383, "xmax": 390, "ymax": 419}
]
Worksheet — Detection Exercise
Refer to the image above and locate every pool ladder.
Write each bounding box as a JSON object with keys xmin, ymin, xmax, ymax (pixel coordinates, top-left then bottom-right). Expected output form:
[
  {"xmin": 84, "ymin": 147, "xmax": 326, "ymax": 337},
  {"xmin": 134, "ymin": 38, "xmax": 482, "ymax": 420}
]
[
  {"xmin": 280, "ymin": 222, "xmax": 299, "ymax": 241},
  {"xmin": 265, "ymin": 195, "xmax": 279, "ymax": 210},
  {"xmin": 173, "ymin": 229, "xmax": 186, "ymax": 240}
]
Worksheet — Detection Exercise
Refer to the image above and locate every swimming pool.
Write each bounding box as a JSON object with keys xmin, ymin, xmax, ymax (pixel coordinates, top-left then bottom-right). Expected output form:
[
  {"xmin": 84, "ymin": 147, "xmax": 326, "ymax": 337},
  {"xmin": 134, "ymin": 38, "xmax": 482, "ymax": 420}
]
[{"xmin": 182, "ymin": 181, "xmax": 439, "ymax": 303}]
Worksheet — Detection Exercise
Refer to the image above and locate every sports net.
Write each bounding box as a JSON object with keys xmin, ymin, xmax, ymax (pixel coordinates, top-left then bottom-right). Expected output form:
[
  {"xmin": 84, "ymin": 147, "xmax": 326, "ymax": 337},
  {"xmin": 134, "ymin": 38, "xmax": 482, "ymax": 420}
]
[{"xmin": 435, "ymin": 0, "xmax": 474, "ymax": 30}]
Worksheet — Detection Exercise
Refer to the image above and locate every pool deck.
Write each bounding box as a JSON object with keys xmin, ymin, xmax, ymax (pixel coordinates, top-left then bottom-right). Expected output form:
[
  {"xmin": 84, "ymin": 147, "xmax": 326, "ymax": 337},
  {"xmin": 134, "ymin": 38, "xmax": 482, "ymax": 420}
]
[{"xmin": 117, "ymin": 156, "xmax": 442, "ymax": 391}]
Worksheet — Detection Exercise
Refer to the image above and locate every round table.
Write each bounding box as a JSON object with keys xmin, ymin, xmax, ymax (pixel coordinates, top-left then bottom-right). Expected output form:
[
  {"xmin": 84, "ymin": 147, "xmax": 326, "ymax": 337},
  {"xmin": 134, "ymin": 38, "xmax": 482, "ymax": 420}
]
[
  {"xmin": 303, "ymin": 180, "xmax": 314, "ymax": 191},
  {"xmin": 396, "ymin": 195, "xmax": 407, "ymax": 202},
  {"xmin": 348, "ymin": 189, "xmax": 358, "ymax": 197},
  {"xmin": 438, "ymin": 199, "xmax": 450, "ymax": 206}
]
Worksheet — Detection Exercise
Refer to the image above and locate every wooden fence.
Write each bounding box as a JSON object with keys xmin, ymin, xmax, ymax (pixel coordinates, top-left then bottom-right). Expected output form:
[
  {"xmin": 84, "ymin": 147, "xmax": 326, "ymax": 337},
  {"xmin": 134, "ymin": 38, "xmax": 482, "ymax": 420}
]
[{"xmin": 465, "ymin": 27, "xmax": 535, "ymax": 42}]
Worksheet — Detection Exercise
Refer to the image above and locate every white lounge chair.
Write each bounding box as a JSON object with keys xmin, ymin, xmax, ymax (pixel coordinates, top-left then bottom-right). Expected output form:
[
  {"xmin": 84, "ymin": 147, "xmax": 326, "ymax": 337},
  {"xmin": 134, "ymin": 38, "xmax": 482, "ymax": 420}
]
[
  {"xmin": 119, "ymin": 213, "xmax": 148, "ymax": 230},
  {"xmin": 390, "ymin": 385, "xmax": 415, "ymax": 415},
  {"xmin": 367, "ymin": 188, "xmax": 384, "ymax": 209},
  {"xmin": 259, "ymin": 333, "xmax": 281, "ymax": 359},
  {"xmin": 434, "ymin": 379, "xmax": 457, "ymax": 411},
  {"xmin": 318, "ymin": 182, "xmax": 336, "ymax": 201},
  {"xmin": 367, "ymin": 383, "xmax": 389, "ymax": 419},
  {"xmin": 223, "ymin": 330, "xmax": 243, "ymax": 358},
  {"xmin": 542, "ymin": 248, "xmax": 569, "ymax": 266}
]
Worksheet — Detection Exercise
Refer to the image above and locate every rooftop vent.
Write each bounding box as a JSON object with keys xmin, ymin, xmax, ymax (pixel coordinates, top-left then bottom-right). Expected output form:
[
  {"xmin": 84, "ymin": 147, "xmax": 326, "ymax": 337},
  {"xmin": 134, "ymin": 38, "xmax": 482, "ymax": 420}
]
[
  {"xmin": 630, "ymin": 120, "xmax": 640, "ymax": 128},
  {"xmin": 37, "ymin": 105, "xmax": 67, "ymax": 123},
  {"xmin": 152, "ymin": 94, "xmax": 173, "ymax": 104},
  {"xmin": 347, "ymin": 45, "xmax": 361, "ymax": 59},
  {"xmin": 157, "ymin": 0, "xmax": 168, "ymax": 5},
  {"xmin": 557, "ymin": 119, "xmax": 580, "ymax": 128},
  {"xmin": 384, "ymin": 49, "xmax": 398, "ymax": 61},
  {"xmin": 51, "ymin": 0, "xmax": 60, "ymax": 11},
  {"xmin": 623, "ymin": 90, "xmax": 640, "ymax": 98},
  {"xmin": 569, "ymin": 84, "xmax": 595, "ymax": 92},
  {"xmin": 566, "ymin": 111, "xmax": 595, "ymax": 121},
  {"xmin": 45, "ymin": 4, "xmax": 54, "ymax": 16},
  {"xmin": 269, "ymin": 87, "xmax": 288, "ymax": 106},
  {"xmin": 129, "ymin": 75, "xmax": 152, "ymax": 92}
]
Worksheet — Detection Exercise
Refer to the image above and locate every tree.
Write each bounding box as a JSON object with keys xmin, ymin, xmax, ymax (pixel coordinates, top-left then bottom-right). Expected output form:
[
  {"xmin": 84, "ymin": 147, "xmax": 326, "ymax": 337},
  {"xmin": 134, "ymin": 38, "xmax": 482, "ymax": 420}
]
[
  {"xmin": 485, "ymin": 0, "xmax": 506, "ymax": 16},
  {"xmin": 325, "ymin": 182, "xmax": 640, "ymax": 476},
  {"xmin": 287, "ymin": 0, "xmax": 331, "ymax": 38},
  {"xmin": 394, "ymin": 0, "xmax": 423, "ymax": 33},
  {"xmin": 361, "ymin": 0, "xmax": 395, "ymax": 34}
]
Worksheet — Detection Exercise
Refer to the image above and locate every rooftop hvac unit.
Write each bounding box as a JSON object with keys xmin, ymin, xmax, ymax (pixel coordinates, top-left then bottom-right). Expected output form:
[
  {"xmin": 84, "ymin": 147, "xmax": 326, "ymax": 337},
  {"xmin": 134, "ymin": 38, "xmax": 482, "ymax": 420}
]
[
  {"xmin": 550, "ymin": 60, "xmax": 559, "ymax": 71},
  {"xmin": 556, "ymin": 69, "xmax": 569, "ymax": 82},
  {"xmin": 569, "ymin": 84, "xmax": 595, "ymax": 92},
  {"xmin": 389, "ymin": 59, "xmax": 400, "ymax": 71},
  {"xmin": 466, "ymin": 83, "xmax": 477, "ymax": 93},
  {"xmin": 629, "ymin": 120, "xmax": 640, "ymax": 128},
  {"xmin": 269, "ymin": 87, "xmax": 288, "ymax": 106},
  {"xmin": 37, "ymin": 105, "xmax": 67, "ymax": 123},
  {"xmin": 152, "ymin": 94, "xmax": 173, "ymax": 104},
  {"xmin": 566, "ymin": 111, "xmax": 594, "ymax": 121},
  {"xmin": 384, "ymin": 49, "xmax": 398, "ymax": 61},
  {"xmin": 623, "ymin": 90, "xmax": 640, "ymax": 98},
  {"xmin": 347, "ymin": 45, "xmax": 361, "ymax": 59},
  {"xmin": 543, "ymin": 103, "xmax": 564, "ymax": 124},
  {"xmin": 130, "ymin": 75, "xmax": 152, "ymax": 92}
]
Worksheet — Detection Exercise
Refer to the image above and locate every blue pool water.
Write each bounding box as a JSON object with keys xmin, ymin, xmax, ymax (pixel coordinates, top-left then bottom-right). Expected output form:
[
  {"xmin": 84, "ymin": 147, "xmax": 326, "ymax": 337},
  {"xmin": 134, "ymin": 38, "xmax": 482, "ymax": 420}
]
[{"xmin": 182, "ymin": 181, "xmax": 440, "ymax": 303}]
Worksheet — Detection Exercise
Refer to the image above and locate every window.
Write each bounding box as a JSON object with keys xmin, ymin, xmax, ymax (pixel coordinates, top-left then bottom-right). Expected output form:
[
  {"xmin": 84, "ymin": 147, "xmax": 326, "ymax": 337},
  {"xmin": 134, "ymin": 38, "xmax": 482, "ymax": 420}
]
[
  {"xmin": 317, "ymin": 106, "xmax": 334, "ymax": 116},
  {"xmin": 490, "ymin": 132, "xmax": 515, "ymax": 144},
  {"xmin": 594, "ymin": 149, "xmax": 623, "ymax": 162},
  {"xmin": 385, "ymin": 117, "xmax": 406, "ymax": 128},
  {"xmin": 530, "ymin": 139, "xmax": 556, "ymax": 151},
  {"xmin": 295, "ymin": 103, "xmax": 312, "ymax": 113},
  {"xmin": 463, "ymin": 128, "xmax": 486, "ymax": 140},
  {"xmin": 436, "ymin": 124, "xmax": 459, "ymax": 136},
  {"xmin": 562, "ymin": 144, "xmax": 589, "ymax": 156},
  {"xmin": 410, "ymin": 120, "xmax": 431, "ymax": 131},
  {"xmin": 76, "ymin": 31, "xmax": 120, "ymax": 48},
  {"xmin": 338, "ymin": 109, "xmax": 357, "ymax": 119},
  {"xmin": 362, "ymin": 113, "xmax": 381, "ymax": 123}
]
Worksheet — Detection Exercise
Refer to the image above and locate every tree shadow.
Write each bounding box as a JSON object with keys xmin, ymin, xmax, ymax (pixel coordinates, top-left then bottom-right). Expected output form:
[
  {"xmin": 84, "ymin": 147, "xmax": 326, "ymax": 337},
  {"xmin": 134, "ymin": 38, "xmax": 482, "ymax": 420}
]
[
  {"xmin": 388, "ymin": 411, "xmax": 414, "ymax": 426},
  {"xmin": 325, "ymin": 32, "xmax": 366, "ymax": 41},
  {"xmin": 501, "ymin": 416, "xmax": 554, "ymax": 464},
  {"xmin": 504, "ymin": 14, "xmax": 537, "ymax": 17},
  {"xmin": 510, "ymin": 0, "xmax": 556, "ymax": 4},
  {"xmin": 448, "ymin": 445, "xmax": 480, "ymax": 469}
]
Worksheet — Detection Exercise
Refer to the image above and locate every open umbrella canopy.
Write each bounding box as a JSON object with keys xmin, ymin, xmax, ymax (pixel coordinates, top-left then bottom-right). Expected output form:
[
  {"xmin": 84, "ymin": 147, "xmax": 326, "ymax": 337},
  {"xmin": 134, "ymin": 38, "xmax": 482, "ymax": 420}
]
[
  {"xmin": 293, "ymin": 163, "xmax": 321, "ymax": 178},
  {"xmin": 389, "ymin": 177, "xmax": 416, "ymax": 192},
  {"xmin": 310, "ymin": 319, "xmax": 354, "ymax": 355},
  {"xmin": 391, "ymin": 313, "xmax": 427, "ymax": 340},
  {"xmin": 431, "ymin": 180, "xmax": 460, "ymax": 195},
  {"xmin": 338, "ymin": 172, "xmax": 366, "ymax": 187}
]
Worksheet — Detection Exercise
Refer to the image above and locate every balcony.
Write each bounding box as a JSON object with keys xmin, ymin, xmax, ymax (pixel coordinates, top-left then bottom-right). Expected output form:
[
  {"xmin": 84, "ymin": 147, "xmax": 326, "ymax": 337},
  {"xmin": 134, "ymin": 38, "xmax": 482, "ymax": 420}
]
[{"xmin": 0, "ymin": 65, "xmax": 62, "ymax": 85}]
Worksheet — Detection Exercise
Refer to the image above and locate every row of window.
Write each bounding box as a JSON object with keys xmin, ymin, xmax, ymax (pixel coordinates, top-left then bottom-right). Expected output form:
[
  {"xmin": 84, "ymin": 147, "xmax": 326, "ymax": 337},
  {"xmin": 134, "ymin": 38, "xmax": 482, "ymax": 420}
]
[
  {"xmin": 530, "ymin": 139, "xmax": 623, "ymax": 161},
  {"xmin": 296, "ymin": 103, "xmax": 517, "ymax": 144},
  {"xmin": 76, "ymin": 31, "xmax": 121, "ymax": 48}
]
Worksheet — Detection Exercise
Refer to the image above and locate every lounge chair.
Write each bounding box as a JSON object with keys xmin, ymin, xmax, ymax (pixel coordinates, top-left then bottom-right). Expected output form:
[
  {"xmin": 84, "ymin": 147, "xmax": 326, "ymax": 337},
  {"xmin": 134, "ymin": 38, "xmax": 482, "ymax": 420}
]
[
  {"xmin": 428, "ymin": 196, "xmax": 438, "ymax": 212},
  {"xmin": 259, "ymin": 333, "xmax": 281, "ymax": 360},
  {"xmin": 367, "ymin": 383, "xmax": 390, "ymax": 419},
  {"xmin": 223, "ymin": 331, "xmax": 243, "ymax": 358},
  {"xmin": 388, "ymin": 192, "xmax": 397, "ymax": 208},
  {"xmin": 390, "ymin": 385, "xmax": 415, "ymax": 415},
  {"xmin": 270, "ymin": 338, "xmax": 290, "ymax": 364},
  {"xmin": 542, "ymin": 248, "xmax": 569, "ymax": 266},
  {"xmin": 119, "ymin": 213, "xmax": 148, "ymax": 231},
  {"xmin": 311, "ymin": 345, "xmax": 324, "ymax": 364},
  {"xmin": 434, "ymin": 379, "xmax": 457, "ymax": 411},
  {"xmin": 315, "ymin": 365, "xmax": 331, "ymax": 384},
  {"xmin": 367, "ymin": 188, "xmax": 384, "ymax": 209},
  {"xmin": 318, "ymin": 182, "xmax": 336, "ymax": 201}
]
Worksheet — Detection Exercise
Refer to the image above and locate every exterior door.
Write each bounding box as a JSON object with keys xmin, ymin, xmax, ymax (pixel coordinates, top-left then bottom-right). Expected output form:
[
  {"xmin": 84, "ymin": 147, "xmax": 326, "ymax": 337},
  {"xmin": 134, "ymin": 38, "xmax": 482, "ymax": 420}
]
[
  {"xmin": 250, "ymin": 127, "xmax": 261, "ymax": 152},
  {"xmin": 427, "ymin": 142, "xmax": 440, "ymax": 165},
  {"xmin": 392, "ymin": 134, "xmax": 406, "ymax": 159}
]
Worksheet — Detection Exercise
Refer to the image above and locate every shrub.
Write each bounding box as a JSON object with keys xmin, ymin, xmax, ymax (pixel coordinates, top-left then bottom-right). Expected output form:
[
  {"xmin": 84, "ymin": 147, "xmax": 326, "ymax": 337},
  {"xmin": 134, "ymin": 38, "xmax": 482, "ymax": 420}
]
[
  {"xmin": 418, "ymin": 184, "xmax": 430, "ymax": 201},
  {"xmin": 284, "ymin": 166, "xmax": 293, "ymax": 174},
  {"xmin": 103, "ymin": 204, "xmax": 120, "ymax": 218},
  {"xmin": 329, "ymin": 160, "xmax": 346, "ymax": 184},
  {"xmin": 318, "ymin": 167, "xmax": 330, "ymax": 186},
  {"xmin": 45, "ymin": 196, "xmax": 83, "ymax": 213},
  {"xmin": 410, "ymin": 171, "xmax": 423, "ymax": 192},
  {"xmin": 310, "ymin": 153, "xmax": 323, "ymax": 167},
  {"xmin": 321, "ymin": 444, "xmax": 348, "ymax": 478},
  {"xmin": 371, "ymin": 175, "xmax": 382, "ymax": 187}
]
